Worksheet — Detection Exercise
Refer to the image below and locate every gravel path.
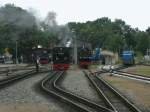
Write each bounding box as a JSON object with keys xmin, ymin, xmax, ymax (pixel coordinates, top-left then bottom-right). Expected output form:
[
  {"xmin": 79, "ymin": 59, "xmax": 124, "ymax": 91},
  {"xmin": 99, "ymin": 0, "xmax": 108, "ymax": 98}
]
[
  {"xmin": 0, "ymin": 72, "xmax": 74, "ymax": 112},
  {"xmin": 60, "ymin": 69, "xmax": 100, "ymax": 102}
]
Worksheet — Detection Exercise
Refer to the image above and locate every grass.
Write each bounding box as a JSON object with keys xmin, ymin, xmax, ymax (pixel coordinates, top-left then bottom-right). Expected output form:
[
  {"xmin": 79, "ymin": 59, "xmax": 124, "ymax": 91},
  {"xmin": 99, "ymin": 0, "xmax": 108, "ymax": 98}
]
[
  {"xmin": 134, "ymin": 68, "xmax": 150, "ymax": 77},
  {"xmin": 127, "ymin": 66, "xmax": 150, "ymax": 77}
]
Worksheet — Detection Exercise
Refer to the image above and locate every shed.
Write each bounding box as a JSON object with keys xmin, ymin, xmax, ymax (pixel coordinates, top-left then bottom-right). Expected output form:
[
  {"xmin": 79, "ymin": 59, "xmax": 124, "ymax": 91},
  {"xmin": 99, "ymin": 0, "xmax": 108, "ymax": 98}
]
[{"xmin": 101, "ymin": 50, "xmax": 118, "ymax": 65}]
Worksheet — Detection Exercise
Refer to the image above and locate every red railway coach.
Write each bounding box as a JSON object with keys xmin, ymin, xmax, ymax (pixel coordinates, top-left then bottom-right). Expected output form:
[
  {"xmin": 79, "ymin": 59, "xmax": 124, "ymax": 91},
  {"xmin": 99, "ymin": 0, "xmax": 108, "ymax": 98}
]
[
  {"xmin": 52, "ymin": 47, "xmax": 71, "ymax": 71},
  {"xmin": 32, "ymin": 48, "xmax": 50, "ymax": 65},
  {"xmin": 39, "ymin": 57, "xmax": 49, "ymax": 64}
]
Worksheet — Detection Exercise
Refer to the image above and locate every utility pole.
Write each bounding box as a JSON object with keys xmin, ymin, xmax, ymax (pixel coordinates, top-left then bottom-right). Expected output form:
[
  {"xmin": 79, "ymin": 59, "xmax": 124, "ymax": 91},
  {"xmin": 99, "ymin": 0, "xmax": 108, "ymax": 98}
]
[
  {"xmin": 74, "ymin": 35, "xmax": 78, "ymax": 64},
  {"xmin": 16, "ymin": 41, "xmax": 18, "ymax": 64},
  {"xmin": 72, "ymin": 30, "xmax": 78, "ymax": 64}
]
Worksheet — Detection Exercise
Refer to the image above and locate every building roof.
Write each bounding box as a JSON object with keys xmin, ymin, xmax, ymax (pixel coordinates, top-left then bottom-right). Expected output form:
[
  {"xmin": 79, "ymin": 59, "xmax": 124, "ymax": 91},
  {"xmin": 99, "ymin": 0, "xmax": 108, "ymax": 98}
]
[{"xmin": 101, "ymin": 50, "xmax": 115, "ymax": 57}]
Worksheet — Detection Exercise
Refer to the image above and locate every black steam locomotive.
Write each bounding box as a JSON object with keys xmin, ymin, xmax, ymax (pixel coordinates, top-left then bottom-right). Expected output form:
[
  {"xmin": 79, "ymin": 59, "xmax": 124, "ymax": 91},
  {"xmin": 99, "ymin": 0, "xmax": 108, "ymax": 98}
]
[
  {"xmin": 52, "ymin": 47, "xmax": 71, "ymax": 71},
  {"xmin": 78, "ymin": 47, "xmax": 91, "ymax": 68}
]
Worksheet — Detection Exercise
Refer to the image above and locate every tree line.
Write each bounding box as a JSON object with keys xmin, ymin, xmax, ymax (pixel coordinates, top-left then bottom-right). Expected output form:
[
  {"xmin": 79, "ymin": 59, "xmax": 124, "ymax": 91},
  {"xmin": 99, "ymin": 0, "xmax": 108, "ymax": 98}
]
[
  {"xmin": 0, "ymin": 4, "xmax": 149, "ymax": 58},
  {"xmin": 0, "ymin": 4, "xmax": 69, "ymax": 58},
  {"xmin": 68, "ymin": 18, "xmax": 150, "ymax": 55}
]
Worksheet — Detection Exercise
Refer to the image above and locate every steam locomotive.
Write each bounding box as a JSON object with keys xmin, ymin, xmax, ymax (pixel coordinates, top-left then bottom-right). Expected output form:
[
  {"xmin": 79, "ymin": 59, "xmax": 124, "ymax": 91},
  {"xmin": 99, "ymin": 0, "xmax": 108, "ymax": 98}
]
[
  {"xmin": 78, "ymin": 47, "xmax": 91, "ymax": 68},
  {"xmin": 52, "ymin": 47, "xmax": 71, "ymax": 71}
]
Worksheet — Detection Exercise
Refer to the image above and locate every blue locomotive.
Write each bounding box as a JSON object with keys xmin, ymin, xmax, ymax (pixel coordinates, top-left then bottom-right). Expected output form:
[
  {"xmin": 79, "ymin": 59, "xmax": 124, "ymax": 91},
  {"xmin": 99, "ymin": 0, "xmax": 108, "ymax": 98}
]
[
  {"xmin": 91, "ymin": 48, "xmax": 101, "ymax": 61},
  {"xmin": 122, "ymin": 51, "xmax": 135, "ymax": 65}
]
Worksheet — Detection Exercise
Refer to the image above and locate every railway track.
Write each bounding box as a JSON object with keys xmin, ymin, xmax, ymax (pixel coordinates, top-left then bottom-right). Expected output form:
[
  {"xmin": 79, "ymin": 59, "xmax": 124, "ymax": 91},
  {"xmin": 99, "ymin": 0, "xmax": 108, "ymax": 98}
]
[
  {"xmin": 41, "ymin": 71, "xmax": 113, "ymax": 112},
  {"xmin": 0, "ymin": 69, "xmax": 37, "ymax": 87},
  {"xmin": 0, "ymin": 64, "xmax": 50, "ymax": 76},
  {"xmin": 95, "ymin": 65, "xmax": 150, "ymax": 83},
  {"xmin": 84, "ymin": 71, "xmax": 116, "ymax": 111},
  {"xmin": 0, "ymin": 65, "xmax": 34, "ymax": 74},
  {"xmin": 111, "ymin": 64, "xmax": 150, "ymax": 82},
  {"xmin": 93, "ymin": 65, "xmax": 130, "ymax": 76},
  {"xmin": 84, "ymin": 70, "xmax": 142, "ymax": 112},
  {"xmin": 113, "ymin": 70, "xmax": 150, "ymax": 82}
]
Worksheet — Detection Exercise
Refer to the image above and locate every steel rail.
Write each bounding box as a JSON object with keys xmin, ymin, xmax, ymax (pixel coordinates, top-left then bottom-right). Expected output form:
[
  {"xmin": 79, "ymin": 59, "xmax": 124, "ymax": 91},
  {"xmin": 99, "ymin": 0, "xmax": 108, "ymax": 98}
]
[
  {"xmin": 41, "ymin": 71, "xmax": 113, "ymax": 112},
  {"xmin": 91, "ymin": 65, "xmax": 129, "ymax": 76},
  {"xmin": 0, "ymin": 65, "xmax": 34, "ymax": 74},
  {"xmin": 0, "ymin": 69, "xmax": 36, "ymax": 87},
  {"xmin": 114, "ymin": 71, "xmax": 150, "ymax": 80},
  {"xmin": 94, "ymin": 73, "xmax": 142, "ymax": 112},
  {"xmin": 53, "ymin": 71, "xmax": 113, "ymax": 112},
  {"xmin": 94, "ymin": 64, "xmax": 149, "ymax": 83},
  {"xmin": 83, "ymin": 71, "xmax": 117, "ymax": 112},
  {"xmin": 41, "ymin": 71, "xmax": 94, "ymax": 112}
]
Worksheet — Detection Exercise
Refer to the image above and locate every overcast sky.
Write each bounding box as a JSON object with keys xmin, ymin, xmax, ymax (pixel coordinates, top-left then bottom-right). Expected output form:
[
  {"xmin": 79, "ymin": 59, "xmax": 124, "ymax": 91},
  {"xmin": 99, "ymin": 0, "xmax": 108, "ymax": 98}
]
[{"xmin": 0, "ymin": 0, "xmax": 150, "ymax": 31}]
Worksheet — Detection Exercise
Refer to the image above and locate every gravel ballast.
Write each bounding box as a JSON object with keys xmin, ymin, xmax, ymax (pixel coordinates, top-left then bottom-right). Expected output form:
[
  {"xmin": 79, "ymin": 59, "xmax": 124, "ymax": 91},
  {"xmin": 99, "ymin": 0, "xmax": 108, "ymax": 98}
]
[
  {"xmin": 0, "ymin": 72, "xmax": 74, "ymax": 112},
  {"xmin": 60, "ymin": 69, "xmax": 100, "ymax": 102}
]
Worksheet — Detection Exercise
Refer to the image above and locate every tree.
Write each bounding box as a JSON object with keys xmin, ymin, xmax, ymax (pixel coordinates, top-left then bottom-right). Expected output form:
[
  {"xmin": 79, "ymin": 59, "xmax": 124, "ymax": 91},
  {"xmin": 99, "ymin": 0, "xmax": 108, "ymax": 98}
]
[
  {"xmin": 0, "ymin": 4, "xmax": 37, "ymax": 55},
  {"xmin": 68, "ymin": 17, "xmax": 148, "ymax": 55},
  {"xmin": 136, "ymin": 32, "xmax": 150, "ymax": 54}
]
